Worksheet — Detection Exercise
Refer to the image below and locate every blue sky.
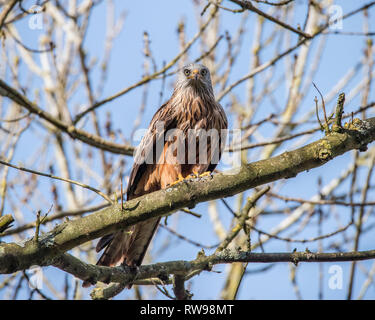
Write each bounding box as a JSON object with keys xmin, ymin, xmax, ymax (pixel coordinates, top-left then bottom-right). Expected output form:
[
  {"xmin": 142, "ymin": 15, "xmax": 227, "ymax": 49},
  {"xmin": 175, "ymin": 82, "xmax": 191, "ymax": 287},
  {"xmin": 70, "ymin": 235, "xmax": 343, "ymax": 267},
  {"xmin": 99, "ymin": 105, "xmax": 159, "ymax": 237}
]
[{"xmin": 1, "ymin": 0, "xmax": 375, "ymax": 300}]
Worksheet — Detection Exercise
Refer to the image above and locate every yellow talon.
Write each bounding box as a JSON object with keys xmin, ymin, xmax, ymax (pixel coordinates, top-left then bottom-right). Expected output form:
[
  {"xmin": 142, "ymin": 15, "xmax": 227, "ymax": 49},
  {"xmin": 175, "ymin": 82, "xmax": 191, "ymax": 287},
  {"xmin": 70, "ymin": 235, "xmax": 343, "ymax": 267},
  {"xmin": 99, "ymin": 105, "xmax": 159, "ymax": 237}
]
[
  {"xmin": 168, "ymin": 173, "xmax": 186, "ymax": 187},
  {"xmin": 191, "ymin": 170, "xmax": 199, "ymax": 178},
  {"xmin": 190, "ymin": 170, "xmax": 211, "ymax": 178},
  {"xmin": 199, "ymin": 171, "xmax": 211, "ymax": 178},
  {"xmin": 169, "ymin": 171, "xmax": 212, "ymax": 187}
]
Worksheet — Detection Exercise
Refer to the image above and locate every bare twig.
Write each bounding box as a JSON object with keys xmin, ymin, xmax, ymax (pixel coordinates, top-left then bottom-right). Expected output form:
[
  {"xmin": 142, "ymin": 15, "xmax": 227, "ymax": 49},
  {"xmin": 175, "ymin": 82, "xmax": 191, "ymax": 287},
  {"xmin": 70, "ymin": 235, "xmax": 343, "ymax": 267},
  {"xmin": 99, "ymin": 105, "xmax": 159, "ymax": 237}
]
[
  {"xmin": 216, "ymin": 186, "xmax": 270, "ymax": 252},
  {"xmin": 0, "ymin": 159, "xmax": 113, "ymax": 204},
  {"xmin": 0, "ymin": 0, "xmax": 19, "ymax": 30},
  {"xmin": 313, "ymin": 83, "xmax": 330, "ymax": 134},
  {"xmin": 229, "ymin": 0, "xmax": 312, "ymax": 38}
]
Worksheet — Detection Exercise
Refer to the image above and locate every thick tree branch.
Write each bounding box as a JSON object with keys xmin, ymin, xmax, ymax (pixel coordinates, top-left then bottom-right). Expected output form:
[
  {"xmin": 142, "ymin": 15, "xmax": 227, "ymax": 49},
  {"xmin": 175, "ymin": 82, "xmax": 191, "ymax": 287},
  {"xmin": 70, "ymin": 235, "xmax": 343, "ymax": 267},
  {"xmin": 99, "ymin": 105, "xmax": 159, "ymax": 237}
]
[
  {"xmin": 0, "ymin": 214, "xmax": 14, "ymax": 234},
  {"xmin": 0, "ymin": 79, "xmax": 135, "ymax": 156},
  {"xmin": 51, "ymin": 248, "xmax": 375, "ymax": 292},
  {"xmin": 1, "ymin": 117, "xmax": 375, "ymax": 274},
  {"xmin": 172, "ymin": 274, "xmax": 192, "ymax": 300}
]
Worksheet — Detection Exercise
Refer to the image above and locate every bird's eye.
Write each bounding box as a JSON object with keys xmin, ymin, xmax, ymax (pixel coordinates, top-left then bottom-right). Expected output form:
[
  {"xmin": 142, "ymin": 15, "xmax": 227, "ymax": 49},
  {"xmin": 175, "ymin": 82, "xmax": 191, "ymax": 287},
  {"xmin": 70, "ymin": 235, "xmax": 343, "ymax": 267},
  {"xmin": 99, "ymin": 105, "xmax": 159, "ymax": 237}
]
[
  {"xmin": 184, "ymin": 69, "xmax": 191, "ymax": 76},
  {"xmin": 201, "ymin": 69, "xmax": 207, "ymax": 76}
]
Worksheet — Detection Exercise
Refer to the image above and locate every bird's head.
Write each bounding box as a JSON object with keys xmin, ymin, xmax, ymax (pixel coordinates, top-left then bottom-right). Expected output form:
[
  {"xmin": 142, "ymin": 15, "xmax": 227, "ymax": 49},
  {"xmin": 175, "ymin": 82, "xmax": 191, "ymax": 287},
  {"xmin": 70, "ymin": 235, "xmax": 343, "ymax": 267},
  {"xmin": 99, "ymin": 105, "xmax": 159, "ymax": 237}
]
[{"xmin": 176, "ymin": 63, "xmax": 213, "ymax": 95}]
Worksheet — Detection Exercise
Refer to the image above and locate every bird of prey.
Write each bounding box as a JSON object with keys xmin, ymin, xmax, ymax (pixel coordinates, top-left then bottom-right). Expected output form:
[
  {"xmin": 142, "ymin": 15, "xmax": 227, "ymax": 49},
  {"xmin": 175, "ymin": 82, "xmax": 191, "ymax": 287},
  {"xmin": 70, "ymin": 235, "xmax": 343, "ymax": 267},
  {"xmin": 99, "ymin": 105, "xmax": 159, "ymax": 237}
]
[{"xmin": 83, "ymin": 63, "xmax": 227, "ymax": 288}]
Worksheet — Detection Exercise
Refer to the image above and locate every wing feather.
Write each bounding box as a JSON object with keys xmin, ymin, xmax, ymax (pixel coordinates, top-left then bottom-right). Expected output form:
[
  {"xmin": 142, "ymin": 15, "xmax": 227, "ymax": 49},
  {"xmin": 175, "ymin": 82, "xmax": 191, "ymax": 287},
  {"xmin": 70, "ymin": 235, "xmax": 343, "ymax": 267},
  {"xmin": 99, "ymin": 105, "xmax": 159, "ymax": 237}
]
[{"xmin": 126, "ymin": 101, "xmax": 176, "ymax": 199}]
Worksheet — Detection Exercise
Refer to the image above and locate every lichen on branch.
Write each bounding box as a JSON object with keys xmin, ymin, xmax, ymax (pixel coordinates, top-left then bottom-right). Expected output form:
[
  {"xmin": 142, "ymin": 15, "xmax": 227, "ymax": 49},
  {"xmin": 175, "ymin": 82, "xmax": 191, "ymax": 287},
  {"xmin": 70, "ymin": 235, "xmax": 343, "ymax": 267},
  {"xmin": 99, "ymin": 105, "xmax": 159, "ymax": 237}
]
[{"xmin": 1, "ymin": 116, "xmax": 375, "ymax": 275}]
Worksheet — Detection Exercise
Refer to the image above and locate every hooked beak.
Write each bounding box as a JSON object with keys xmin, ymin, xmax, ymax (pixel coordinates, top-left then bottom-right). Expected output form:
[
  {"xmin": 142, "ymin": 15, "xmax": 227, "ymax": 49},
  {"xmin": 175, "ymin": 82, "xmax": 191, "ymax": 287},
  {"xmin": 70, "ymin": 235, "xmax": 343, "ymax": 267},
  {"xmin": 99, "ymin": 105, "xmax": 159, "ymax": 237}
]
[{"xmin": 188, "ymin": 69, "xmax": 200, "ymax": 80}]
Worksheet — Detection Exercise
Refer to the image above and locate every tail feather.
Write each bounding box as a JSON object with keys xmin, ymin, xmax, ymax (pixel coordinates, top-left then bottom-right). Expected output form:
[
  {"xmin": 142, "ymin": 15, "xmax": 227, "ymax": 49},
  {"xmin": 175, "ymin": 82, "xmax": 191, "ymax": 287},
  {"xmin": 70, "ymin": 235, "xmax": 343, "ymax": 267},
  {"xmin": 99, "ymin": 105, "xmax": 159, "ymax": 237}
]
[
  {"xmin": 95, "ymin": 233, "xmax": 114, "ymax": 253},
  {"xmin": 82, "ymin": 218, "xmax": 161, "ymax": 288},
  {"xmin": 96, "ymin": 231, "xmax": 128, "ymax": 267},
  {"xmin": 124, "ymin": 217, "xmax": 161, "ymax": 267},
  {"xmin": 82, "ymin": 231, "xmax": 127, "ymax": 288}
]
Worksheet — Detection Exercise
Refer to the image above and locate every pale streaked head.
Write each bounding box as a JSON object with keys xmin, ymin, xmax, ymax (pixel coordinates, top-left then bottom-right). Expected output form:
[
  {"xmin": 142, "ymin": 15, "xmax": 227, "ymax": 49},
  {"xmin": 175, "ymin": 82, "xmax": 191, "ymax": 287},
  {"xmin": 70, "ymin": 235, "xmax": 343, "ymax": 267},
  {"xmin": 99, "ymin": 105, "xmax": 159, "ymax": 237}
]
[{"xmin": 175, "ymin": 63, "xmax": 214, "ymax": 95}]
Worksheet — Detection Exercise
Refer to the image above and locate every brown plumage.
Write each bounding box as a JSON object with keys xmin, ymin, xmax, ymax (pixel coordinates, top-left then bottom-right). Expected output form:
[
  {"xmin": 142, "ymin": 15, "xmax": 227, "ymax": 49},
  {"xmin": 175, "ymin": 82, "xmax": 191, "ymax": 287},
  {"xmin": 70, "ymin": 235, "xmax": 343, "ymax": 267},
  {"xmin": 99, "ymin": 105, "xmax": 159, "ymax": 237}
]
[{"xmin": 83, "ymin": 63, "xmax": 227, "ymax": 288}]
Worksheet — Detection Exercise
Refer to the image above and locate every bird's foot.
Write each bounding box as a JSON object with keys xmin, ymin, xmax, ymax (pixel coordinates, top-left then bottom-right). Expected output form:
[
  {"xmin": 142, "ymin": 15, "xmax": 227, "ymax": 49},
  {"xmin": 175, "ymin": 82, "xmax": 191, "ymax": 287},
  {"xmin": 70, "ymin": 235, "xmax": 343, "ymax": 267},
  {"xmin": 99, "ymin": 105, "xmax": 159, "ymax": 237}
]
[
  {"xmin": 168, "ymin": 173, "xmax": 188, "ymax": 187},
  {"xmin": 168, "ymin": 171, "xmax": 212, "ymax": 188},
  {"xmin": 190, "ymin": 170, "xmax": 212, "ymax": 179}
]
